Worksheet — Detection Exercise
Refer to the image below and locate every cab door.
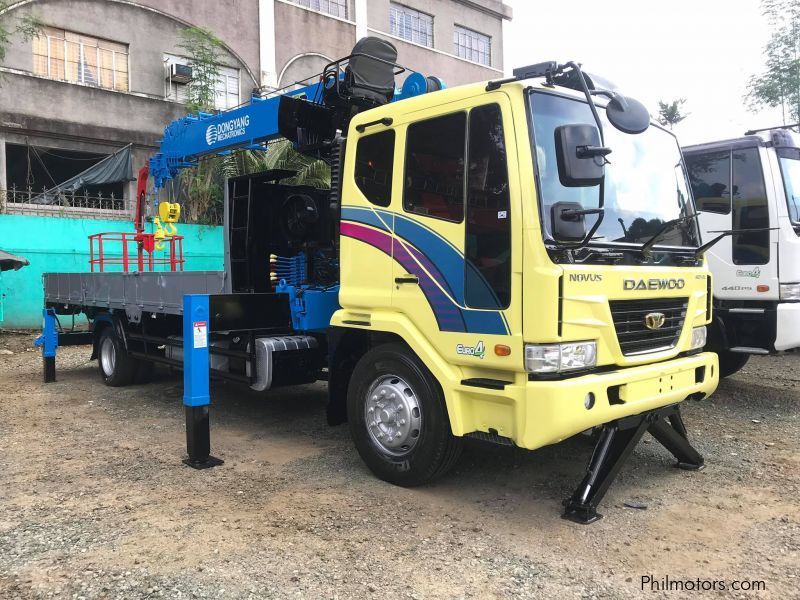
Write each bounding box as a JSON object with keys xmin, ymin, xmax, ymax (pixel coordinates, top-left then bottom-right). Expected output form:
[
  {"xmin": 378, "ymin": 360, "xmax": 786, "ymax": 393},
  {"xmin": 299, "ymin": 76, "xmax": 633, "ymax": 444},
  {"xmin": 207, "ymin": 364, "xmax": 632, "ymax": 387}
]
[{"xmin": 391, "ymin": 95, "xmax": 522, "ymax": 371}]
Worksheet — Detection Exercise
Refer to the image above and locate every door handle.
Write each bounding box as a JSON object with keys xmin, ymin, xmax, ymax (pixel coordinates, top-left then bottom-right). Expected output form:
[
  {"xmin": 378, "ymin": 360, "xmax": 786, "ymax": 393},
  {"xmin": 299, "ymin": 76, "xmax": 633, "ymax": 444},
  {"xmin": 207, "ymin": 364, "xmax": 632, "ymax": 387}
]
[{"xmin": 395, "ymin": 274, "xmax": 419, "ymax": 285}]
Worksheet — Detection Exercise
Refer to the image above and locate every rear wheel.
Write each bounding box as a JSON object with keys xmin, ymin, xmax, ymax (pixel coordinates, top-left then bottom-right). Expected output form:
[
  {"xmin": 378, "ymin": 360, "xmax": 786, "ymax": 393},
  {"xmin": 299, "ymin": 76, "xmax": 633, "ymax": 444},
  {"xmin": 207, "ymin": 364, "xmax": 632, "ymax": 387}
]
[
  {"xmin": 347, "ymin": 343, "xmax": 462, "ymax": 486},
  {"xmin": 98, "ymin": 327, "xmax": 138, "ymax": 387},
  {"xmin": 718, "ymin": 351, "xmax": 750, "ymax": 378}
]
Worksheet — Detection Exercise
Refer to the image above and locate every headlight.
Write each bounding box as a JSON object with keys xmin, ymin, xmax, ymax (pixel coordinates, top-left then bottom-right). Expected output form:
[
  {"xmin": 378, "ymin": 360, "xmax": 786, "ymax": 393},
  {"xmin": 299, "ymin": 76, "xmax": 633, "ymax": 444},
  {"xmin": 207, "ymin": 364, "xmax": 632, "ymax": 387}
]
[
  {"xmin": 525, "ymin": 341, "xmax": 597, "ymax": 373},
  {"xmin": 779, "ymin": 283, "xmax": 800, "ymax": 302},
  {"xmin": 690, "ymin": 326, "xmax": 707, "ymax": 350}
]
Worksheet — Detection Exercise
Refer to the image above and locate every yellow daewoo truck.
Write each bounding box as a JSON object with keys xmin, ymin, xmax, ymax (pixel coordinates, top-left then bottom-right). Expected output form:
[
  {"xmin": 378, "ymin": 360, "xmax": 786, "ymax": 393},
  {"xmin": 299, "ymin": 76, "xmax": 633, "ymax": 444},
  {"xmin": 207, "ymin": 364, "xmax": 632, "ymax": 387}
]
[{"xmin": 40, "ymin": 43, "xmax": 718, "ymax": 523}]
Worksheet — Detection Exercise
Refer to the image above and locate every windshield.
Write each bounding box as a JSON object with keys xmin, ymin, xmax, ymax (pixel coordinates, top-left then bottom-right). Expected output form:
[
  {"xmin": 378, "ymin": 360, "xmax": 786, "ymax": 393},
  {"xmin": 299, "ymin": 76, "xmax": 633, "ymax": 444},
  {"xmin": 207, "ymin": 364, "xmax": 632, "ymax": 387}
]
[
  {"xmin": 778, "ymin": 153, "xmax": 800, "ymax": 225},
  {"xmin": 529, "ymin": 91, "xmax": 699, "ymax": 248}
]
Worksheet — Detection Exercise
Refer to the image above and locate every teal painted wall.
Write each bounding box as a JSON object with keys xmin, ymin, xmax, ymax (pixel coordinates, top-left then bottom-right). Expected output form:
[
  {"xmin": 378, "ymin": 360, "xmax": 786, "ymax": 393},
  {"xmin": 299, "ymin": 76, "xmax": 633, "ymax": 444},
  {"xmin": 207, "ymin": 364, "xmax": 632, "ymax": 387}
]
[{"xmin": 0, "ymin": 214, "xmax": 224, "ymax": 328}]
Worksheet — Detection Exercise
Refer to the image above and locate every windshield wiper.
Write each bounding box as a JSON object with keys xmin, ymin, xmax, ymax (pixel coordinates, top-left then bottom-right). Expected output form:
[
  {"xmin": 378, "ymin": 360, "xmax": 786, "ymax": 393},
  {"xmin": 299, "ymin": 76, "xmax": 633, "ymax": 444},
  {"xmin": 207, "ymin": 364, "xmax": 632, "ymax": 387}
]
[{"xmin": 639, "ymin": 214, "xmax": 698, "ymax": 257}]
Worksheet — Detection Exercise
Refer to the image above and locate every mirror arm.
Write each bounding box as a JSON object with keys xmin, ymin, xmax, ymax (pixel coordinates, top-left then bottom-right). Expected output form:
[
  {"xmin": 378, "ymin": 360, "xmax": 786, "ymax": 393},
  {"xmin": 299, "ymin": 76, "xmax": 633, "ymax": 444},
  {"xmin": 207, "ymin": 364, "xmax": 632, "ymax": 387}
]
[
  {"xmin": 562, "ymin": 61, "xmax": 607, "ymax": 249},
  {"xmin": 564, "ymin": 61, "xmax": 604, "ymax": 144},
  {"xmin": 559, "ymin": 207, "xmax": 603, "ymax": 222},
  {"xmin": 576, "ymin": 145, "xmax": 612, "ymax": 160}
]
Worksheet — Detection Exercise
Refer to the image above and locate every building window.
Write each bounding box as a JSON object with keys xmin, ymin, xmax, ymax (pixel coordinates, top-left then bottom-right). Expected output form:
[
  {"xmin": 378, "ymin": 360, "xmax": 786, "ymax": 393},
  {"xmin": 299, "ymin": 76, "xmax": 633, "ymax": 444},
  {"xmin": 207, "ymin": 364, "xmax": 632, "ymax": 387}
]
[
  {"xmin": 288, "ymin": 0, "xmax": 348, "ymax": 19},
  {"xmin": 389, "ymin": 3, "xmax": 434, "ymax": 47},
  {"xmin": 453, "ymin": 25, "xmax": 491, "ymax": 66},
  {"xmin": 164, "ymin": 54, "xmax": 240, "ymax": 110},
  {"xmin": 32, "ymin": 27, "xmax": 129, "ymax": 92}
]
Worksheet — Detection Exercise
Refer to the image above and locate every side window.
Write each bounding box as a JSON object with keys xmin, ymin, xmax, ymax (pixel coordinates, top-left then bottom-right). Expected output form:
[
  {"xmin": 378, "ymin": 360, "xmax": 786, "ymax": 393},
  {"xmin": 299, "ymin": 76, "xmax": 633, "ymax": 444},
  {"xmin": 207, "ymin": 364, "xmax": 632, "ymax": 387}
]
[
  {"xmin": 685, "ymin": 151, "xmax": 731, "ymax": 214},
  {"xmin": 403, "ymin": 112, "xmax": 466, "ymax": 222},
  {"xmin": 465, "ymin": 104, "xmax": 511, "ymax": 309},
  {"xmin": 732, "ymin": 147, "xmax": 770, "ymax": 265},
  {"xmin": 354, "ymin": 130, "xmax": 395, "ymax": 207}
]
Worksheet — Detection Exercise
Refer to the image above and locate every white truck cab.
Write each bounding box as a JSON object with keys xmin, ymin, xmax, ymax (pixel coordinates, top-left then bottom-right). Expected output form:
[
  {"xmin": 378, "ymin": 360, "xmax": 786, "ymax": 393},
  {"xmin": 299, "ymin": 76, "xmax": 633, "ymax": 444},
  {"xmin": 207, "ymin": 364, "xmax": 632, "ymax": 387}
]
[{"xmin": 684, "ymin": 127, "xmax": 800, "ymax": 375}]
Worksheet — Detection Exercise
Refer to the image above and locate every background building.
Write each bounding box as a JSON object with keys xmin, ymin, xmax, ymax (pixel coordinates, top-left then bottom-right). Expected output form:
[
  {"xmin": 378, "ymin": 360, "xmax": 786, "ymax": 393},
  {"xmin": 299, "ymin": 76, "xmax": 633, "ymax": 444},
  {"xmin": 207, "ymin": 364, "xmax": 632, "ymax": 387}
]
[
  {"xmin": 0, "ymin": 0, "xmax": 511, "ymax": 217},
  {"xmin": 0, "ymin": 0, "xmax": 262, "ymax": 214},
  {"xmin": 0, "ymin": 0, "xmax": 510, "ymax": 328}
]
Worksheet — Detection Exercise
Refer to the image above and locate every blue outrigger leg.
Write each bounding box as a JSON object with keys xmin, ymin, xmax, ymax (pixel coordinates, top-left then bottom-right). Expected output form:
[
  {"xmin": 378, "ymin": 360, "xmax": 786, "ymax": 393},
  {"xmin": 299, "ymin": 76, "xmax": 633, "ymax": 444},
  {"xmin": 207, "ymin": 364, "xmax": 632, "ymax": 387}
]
[
  {"xmin": 182, "ymin": 294, "xmax": 223, "ymax": 469},
  {"xmin": 34, "ymin": 308, "xmax": 58, "ymax": 383}
]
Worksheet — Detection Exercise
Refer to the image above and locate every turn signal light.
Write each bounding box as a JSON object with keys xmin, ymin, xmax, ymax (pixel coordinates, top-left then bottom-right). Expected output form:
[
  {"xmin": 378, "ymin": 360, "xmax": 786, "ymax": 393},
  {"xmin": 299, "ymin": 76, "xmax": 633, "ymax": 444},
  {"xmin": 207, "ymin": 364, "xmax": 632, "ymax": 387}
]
[
  {"xmin": 494, "ymin": 344, "xmax": 511, "ymax": 356},
  {"xmin": 757, "ymin": 285, "xmax": 769, "ymax": 293}
]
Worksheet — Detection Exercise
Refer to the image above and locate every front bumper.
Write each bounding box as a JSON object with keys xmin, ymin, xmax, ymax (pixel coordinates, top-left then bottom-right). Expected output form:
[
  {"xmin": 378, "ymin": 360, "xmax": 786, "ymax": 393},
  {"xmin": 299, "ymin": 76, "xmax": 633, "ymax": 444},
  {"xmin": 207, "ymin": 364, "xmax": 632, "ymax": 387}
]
[
  {"xmin": 775, "ymin": 303, "xmax": 800, "ymax": 351},
  {"xmin": 516, "ymin": 352, "xmax": 718, "ymax": 450}
]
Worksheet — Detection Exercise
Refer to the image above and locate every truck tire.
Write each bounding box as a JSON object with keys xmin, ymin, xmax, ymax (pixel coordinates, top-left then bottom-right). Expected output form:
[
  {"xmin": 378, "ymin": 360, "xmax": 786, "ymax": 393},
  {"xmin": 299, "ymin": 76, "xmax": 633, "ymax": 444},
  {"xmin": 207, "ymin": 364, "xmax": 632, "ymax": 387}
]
[
  {"xmin": 347, "ymin": 343, "xmax": 463, "ymax": 487},
  {"xmin": 97, "ymin": 327, "xmax": 138, "ymax": 387},
  {"xmin": 718, "ymin": 351, "xmax": 750, "ymax": 378}
]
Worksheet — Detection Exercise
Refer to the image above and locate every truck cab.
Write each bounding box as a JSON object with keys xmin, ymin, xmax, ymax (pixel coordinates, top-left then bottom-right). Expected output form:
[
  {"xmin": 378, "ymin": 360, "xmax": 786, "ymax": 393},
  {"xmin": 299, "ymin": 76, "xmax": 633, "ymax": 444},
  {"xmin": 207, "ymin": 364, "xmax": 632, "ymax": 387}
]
[
  {"xmin": 684, "ymin": 128, "xmax": 800, "ymax": 375},
  {"xmin": 331, "ymin": 72, "xmax": 718, "ymax": 490}
]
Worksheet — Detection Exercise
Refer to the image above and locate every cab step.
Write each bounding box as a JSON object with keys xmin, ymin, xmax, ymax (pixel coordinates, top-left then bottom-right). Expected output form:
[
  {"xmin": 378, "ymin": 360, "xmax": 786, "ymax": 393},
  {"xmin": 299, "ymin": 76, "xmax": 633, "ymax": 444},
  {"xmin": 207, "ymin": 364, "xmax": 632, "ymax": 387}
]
[{"xmin": 728, "ymin": 346, "xmax": 770, "ymax": 354}]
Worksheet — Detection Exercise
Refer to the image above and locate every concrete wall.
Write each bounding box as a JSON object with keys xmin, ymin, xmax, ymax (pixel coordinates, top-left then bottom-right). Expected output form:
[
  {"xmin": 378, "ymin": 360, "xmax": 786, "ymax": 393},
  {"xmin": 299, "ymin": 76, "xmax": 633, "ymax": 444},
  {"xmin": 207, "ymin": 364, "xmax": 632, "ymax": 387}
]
[
  {"xmin": 0, "ymin": 214, "xmax": 224, "ymax": 328},
  {"xmin": 274, "ymin": 1, "xmax": 356, "ymax": 86}
]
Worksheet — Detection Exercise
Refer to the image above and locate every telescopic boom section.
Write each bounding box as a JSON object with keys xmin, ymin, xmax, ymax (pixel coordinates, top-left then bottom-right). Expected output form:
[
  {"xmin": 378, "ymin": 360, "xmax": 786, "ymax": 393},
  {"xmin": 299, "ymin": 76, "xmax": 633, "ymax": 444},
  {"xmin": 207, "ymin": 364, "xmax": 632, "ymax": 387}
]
[{"xmin": 147, "ymin": 81, "xmax": 326, "ymax": 191}]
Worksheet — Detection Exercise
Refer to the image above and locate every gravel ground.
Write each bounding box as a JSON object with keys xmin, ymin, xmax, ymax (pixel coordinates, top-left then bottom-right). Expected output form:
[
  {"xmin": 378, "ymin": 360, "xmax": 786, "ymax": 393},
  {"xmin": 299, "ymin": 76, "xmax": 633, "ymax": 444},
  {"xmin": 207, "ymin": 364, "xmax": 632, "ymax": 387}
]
[{"xmin": 0, "ymin": 330, "xmax": 798, "ymax": 599}]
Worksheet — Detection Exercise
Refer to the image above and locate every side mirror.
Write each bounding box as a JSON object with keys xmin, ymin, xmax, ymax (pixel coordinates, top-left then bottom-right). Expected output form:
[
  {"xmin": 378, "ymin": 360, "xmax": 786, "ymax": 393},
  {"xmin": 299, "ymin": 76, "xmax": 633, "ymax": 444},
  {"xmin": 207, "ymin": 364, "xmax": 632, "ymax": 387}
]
[
  {"xmin": 551, "ymin": 201, "xmax": 587, "ymax": 241},
  {"xmin": 606, "ymin": 95, "xmax": 650, "ymax": 135},
  {"xmin": 554, "ymin": 124, "xmax": 608, "ymax": 187}
]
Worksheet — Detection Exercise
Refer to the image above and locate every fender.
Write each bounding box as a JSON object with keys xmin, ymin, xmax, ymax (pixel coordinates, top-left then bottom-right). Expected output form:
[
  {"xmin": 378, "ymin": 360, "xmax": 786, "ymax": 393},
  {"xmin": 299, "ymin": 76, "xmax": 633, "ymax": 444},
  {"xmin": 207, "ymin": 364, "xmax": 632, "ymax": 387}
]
[
  {"xmin": 89, "ymin": 313, "xmax": 130, "ymax": 360},
  {"xmin": 331, "ymin": 309, "xmax": 472, "ymax": 435}
]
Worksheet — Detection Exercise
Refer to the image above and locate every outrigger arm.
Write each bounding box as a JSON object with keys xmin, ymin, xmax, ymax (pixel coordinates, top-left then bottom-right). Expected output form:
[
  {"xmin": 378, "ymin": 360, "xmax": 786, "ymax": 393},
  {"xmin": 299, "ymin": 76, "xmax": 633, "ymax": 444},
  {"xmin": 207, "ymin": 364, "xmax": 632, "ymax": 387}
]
[{"xmin": 563, "ymin": 404, "xmax": 704, "ymax": 524}]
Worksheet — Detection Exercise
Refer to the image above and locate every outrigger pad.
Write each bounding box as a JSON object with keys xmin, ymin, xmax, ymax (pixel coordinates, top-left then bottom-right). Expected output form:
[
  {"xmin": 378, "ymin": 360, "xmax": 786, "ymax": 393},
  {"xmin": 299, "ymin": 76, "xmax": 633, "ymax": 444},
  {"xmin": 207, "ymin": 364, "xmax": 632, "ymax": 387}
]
[
  {"xmin": 562, "ymin": 405, "xmax": 703, "ymax": 524},
  {"xmin": 183, "ymin": 456, "xmax": 224, "ymax": 470}
]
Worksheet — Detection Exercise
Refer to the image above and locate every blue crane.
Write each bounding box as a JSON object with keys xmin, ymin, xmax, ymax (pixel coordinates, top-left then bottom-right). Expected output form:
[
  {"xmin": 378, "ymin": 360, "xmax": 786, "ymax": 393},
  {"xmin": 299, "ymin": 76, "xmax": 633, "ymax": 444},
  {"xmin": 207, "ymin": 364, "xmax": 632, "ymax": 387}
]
[{"xmin": 145, "ymin": 41, "xmax": 445, "ymax": 192}]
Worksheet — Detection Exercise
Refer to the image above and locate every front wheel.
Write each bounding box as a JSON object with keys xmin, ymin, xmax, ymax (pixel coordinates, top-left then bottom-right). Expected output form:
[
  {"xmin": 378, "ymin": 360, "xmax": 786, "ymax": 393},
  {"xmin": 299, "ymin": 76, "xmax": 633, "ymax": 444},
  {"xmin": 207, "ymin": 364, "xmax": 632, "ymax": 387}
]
[
  {"xmin": 347, "ymin": 343, "xmax": 463, "ymax": 487},
  {"xmin": 718, "ymin": 351, "xmax": 750, "ymax": 378}
]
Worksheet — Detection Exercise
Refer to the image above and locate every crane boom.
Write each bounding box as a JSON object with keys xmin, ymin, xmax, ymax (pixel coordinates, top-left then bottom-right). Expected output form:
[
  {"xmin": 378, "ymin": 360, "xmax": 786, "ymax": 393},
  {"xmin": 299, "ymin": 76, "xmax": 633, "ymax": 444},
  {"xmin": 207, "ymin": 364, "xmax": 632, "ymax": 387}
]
[{"xmin": 148, "ymin": 81, "xmax": 326, "ymax": 191}]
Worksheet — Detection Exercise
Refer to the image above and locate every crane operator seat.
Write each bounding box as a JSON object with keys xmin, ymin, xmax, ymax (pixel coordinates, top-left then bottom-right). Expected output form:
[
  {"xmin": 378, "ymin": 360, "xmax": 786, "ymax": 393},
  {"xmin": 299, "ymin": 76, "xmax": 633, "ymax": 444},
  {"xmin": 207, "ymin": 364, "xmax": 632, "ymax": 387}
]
[{"xmin": 341, "ymin": 37, "xmax": 398, "ymax": 107}]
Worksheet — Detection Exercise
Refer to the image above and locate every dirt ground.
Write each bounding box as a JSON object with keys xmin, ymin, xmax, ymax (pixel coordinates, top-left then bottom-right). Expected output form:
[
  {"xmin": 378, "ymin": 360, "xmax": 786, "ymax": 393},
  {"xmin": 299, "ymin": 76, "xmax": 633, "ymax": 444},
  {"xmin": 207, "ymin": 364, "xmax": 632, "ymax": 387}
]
[{"xmin": 0, "ymin": 331, "xmax": 798, "ymax": 600}]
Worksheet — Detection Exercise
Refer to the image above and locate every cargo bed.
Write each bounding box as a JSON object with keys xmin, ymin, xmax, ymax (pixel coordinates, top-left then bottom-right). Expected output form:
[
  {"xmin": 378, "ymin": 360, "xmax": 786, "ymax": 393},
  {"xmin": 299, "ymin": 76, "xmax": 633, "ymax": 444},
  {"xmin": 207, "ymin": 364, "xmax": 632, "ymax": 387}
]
[{"xmin": 44, "ymin": 271, "xmax": 228, "ymax": 322}]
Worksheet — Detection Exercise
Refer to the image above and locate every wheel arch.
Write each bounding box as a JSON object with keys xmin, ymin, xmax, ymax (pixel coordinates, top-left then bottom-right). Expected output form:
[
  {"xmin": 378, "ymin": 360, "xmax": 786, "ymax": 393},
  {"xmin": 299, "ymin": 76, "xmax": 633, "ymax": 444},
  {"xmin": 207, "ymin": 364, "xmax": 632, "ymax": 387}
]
[
  {"xmin": 327, "ymin": 327, "xmax": 410, "ymax": 425},
  {"xmin": 90, "ymin": 312, "xmax": 129, "ymax": 360}
]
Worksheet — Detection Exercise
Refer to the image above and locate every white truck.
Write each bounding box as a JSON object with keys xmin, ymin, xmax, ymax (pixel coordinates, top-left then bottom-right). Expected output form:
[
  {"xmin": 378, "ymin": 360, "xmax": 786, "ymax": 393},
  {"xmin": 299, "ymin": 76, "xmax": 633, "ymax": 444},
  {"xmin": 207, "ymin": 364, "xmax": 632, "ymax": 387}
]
[{"xmin": 683, "ymin": 126, "xmax": 800, "ymax": 376}]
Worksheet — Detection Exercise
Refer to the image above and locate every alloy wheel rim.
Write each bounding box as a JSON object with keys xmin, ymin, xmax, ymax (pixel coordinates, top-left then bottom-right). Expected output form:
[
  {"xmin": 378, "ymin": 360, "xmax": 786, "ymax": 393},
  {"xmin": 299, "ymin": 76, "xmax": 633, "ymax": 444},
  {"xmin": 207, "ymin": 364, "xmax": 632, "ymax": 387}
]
[{"xmin": 364, "ymin": 374, "xmax": 422, "ymax": 456}]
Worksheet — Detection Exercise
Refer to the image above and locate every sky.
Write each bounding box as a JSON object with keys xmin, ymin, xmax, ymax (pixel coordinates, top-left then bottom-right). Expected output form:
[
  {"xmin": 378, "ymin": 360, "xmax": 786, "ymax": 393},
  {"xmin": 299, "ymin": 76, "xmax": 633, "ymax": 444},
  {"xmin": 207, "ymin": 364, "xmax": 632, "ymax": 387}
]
[{"xmin": 503, "ymin": 0, "xmax": 786, "ymax": 145}]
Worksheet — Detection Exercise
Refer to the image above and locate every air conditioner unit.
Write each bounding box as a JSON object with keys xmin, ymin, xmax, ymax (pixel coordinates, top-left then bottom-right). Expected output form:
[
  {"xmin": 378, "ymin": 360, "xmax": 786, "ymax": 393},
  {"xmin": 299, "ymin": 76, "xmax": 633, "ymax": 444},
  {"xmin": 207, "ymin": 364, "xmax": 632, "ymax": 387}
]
[{"xmin": 168, "ymin": 63, "xmax": 193, "ymax": 84}]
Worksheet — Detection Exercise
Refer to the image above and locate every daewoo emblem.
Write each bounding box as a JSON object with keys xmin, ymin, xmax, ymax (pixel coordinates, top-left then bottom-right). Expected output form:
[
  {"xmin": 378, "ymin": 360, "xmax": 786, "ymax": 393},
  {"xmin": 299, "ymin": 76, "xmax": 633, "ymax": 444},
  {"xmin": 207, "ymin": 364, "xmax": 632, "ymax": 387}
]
[{"xmin": 645, "ymin": 312, "xmax": 666, "ymax": 330}]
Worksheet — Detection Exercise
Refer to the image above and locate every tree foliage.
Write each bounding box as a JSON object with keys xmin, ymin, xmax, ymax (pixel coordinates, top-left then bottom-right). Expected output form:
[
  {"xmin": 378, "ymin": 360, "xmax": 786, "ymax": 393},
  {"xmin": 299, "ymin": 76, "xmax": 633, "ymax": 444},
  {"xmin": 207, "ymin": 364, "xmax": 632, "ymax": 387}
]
[
  {"xmin": 177, "ymin": 143, "xmax": 331, "ymax": 225},
  {"xmin": 0, "ymin": 2, "xmax": 42, "ymax": 69},
  {"xmin": 656, "ymin": 98, "xmax": 689, "ymax": 129},
  {"xmin": 177, "ymin": 26, "xmax": 223, "ymax": 113},
  {"xmin": 746, "ymin": 0, "xmax": 800, "ymax": 123}
]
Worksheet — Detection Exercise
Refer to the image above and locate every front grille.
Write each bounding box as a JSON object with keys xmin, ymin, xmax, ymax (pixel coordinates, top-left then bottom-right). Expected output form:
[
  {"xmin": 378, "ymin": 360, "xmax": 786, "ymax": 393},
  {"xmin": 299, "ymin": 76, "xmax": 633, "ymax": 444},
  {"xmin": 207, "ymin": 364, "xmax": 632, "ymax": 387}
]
[{"xmin": 609, "ymin": 298, "xmax": 688, "ymax": 356}]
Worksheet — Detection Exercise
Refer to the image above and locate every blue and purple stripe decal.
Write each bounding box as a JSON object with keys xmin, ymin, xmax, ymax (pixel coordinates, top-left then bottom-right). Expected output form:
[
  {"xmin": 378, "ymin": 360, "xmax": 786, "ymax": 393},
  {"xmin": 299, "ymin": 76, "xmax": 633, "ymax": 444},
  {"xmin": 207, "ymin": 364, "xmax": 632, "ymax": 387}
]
[{"xmin": 340, "ymin": 206, "xmax": 509, "ymax": 335}]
